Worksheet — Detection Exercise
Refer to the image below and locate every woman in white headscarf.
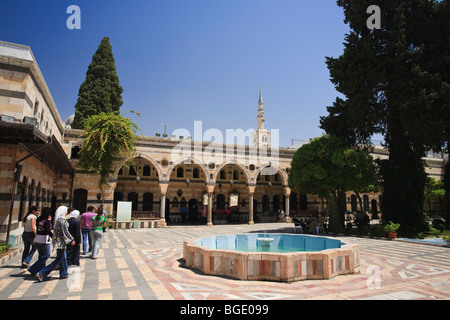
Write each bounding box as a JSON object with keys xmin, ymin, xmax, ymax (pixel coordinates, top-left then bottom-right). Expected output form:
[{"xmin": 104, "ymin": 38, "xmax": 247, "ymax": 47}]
[
  {"xmin": 66, "ymin": 208, "xmax": 81, "ymax": 266},
  {"xmin": 54, "ymin": 205, "xmax": 67, "ymax": 220},
  {"xmin": 36, "ymin": 206, "xmax": 74, "ymax": 281}
]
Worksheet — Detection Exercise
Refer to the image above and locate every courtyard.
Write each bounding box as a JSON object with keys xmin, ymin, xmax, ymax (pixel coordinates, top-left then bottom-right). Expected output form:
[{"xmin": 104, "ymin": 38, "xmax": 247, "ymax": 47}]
[{"xmin": 1, "ymin": 223, "xmax": 449, "ymax": 301}]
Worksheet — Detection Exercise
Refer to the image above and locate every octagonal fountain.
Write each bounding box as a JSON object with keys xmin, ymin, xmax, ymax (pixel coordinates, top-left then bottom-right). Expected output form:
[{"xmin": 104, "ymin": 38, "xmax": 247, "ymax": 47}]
[{"xmin": 183, "ymin": 233, "xmax": 360, "ymax": 282}]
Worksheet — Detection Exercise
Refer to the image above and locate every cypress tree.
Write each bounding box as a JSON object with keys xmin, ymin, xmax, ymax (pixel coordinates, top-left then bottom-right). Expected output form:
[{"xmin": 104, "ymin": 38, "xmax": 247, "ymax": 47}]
[
  {"xmin": 71, "ymin": 37, "xmax": 124, "ymax": 129},
  {"xmin": 320, "ymin": 0, "xmax": 449, "ymax": 235}
]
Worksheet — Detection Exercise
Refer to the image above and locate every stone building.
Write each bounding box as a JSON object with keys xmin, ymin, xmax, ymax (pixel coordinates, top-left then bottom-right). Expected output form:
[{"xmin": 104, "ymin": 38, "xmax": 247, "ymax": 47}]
[{"xmin": 0, "ymin": 40, "xmax": 446, "ymax": 244}]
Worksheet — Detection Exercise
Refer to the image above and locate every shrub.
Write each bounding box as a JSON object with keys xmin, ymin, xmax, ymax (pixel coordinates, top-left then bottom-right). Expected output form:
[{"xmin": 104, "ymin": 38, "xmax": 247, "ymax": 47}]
[
  {"xmin": 384, "ymin": 221, "xmax": 400, "ymax": 234},
  {"xmin": 369, "ymin": 224, "xmax": 387, "ymax": 238},
  {"xmin": 0, "ymin": 242, "xmax": 11, "ymax": 255}
]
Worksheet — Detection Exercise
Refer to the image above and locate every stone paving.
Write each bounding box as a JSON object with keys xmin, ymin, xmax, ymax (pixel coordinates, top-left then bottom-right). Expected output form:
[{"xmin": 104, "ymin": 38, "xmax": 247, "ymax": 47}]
[{"xmin": 1, "ymin": 223, "xmax": 450, "ymax": 300}]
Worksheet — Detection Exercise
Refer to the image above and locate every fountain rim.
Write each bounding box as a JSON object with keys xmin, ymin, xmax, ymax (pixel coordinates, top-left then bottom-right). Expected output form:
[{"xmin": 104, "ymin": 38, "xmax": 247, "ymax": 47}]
[{"xmin": 190, "ymin": 233, "xmax": 349, "ymax": 254}]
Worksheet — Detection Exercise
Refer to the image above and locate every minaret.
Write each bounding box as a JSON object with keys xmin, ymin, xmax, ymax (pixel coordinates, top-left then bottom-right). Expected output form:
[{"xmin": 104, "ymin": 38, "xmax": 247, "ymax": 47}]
[
  {"xmin": 252, "ymin": 86, "xmax": 270, "ymax": 148},
  {"xmin": 257, "ymin": 85, "xmax": 265, "ymax": 130}
]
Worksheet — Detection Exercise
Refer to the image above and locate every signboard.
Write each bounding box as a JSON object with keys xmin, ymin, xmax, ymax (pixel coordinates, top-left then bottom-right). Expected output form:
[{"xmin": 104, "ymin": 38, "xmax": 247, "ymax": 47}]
[
  {"xmin": 116, "ymin": 201, "xmax": 132, "ymax": 223},
  {"xmin": 229, "ymin": 193, "xmax": 239, "ymax": 207}
]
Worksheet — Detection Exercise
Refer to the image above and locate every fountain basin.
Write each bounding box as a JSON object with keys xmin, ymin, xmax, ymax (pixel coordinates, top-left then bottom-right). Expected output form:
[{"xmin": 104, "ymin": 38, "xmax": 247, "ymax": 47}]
[{"xmin": 183, "ymin": 234, "xmax": 360, "ymax": 282}]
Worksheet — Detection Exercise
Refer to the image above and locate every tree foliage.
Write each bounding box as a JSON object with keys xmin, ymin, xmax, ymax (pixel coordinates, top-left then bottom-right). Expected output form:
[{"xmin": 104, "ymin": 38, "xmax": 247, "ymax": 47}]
[
  {"xmin": 288, "ymin": 135, "xmax": 378, "ymax": 232},
  {"xmin": 72, "ymin": 37, "xmax": 124, "ymax": 129},
  {"xmin": 77, "ymin": 111, "xmax": 141, "ymax": 192},
  {"xmin": 320, "ymin": 0, "xmax": 450, "ymax": 234}
]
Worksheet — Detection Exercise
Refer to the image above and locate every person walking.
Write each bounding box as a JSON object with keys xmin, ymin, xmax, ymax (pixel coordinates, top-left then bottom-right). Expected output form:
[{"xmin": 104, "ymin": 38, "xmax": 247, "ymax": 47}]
[
  {"xmin": 36, "ymin": 206, "xmax": 74, "ymax": 282},
  {"xmin": 21, "ymin": 206, "xmax": 38, "ymax": 267},
  {"xmin": 97, "ymin": 204, "xmax": 107, "ymax": 232},
  {"xmin": 201, "ymin": 206, "xmax": 207, "ymax": 224},
  {"xmin": 66, "ymin": 209, "xmax": 81, "ymax": 266},
  {"xmin": 90, "ymin": 210, "xmax": 106, "ymax": 259},
  {"xmin": 27, "ymin": 207, "xmax": 52, "ymax": 276},
  {"xmin": 80, "ymin": 206, "xmax": 96, "ymax": 255}
]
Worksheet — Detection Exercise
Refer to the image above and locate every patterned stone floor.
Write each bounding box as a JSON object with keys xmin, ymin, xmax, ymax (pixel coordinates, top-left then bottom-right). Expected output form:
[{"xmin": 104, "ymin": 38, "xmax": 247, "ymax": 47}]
[{"xmin": 1, "ymin": 223, "xmax": 449, "ymax": 300}]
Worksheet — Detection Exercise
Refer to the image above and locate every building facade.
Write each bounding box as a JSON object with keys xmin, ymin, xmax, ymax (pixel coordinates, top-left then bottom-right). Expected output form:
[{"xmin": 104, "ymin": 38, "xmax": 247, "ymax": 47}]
[{"xmin": 0, "ymin": 41, "xmax": 447, "ymax": 244}]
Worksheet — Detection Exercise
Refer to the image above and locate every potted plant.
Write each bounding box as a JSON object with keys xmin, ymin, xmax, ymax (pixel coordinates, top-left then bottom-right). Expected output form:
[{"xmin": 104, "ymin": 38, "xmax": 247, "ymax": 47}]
[{"xmin": 384, "ymin": 221, "xmax": 400, "ymax": 239}]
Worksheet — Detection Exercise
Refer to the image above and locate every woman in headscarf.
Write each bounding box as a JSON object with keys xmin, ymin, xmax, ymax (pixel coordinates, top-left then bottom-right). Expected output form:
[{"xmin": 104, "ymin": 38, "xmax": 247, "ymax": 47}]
[
  {"xmin": 66, "ymin": 208, "xmax": 81, "ymax": 266},
  {"xmin": 36, "ymin": 206, "xmax": 74, "ymax": 281}
]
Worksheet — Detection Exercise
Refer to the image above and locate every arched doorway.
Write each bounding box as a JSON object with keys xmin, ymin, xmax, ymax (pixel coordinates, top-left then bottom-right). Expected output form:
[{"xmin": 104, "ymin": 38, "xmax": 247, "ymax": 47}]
[
  {"xmin": 167, "ymin": 161, "xmax": 207, "ymax": 225},
  {"xmin": 254, "ymin": 163, "xmax": 285, "ymax": 222},
  {"xmin": 273, "ymin": 195, "xmax": 280, "ymax": 213},
  {"xmin": 73, "ymin": 188, "xmax": 88, "ymax": 213},
  {"xmin": 115, "ymin": 156, "xmax": 160, "ymax": 220},
  {"xmin": 215, "ymin": 163, "xmax": 249, "ymax": 224},
  {"xmin": 262, "ymin": 195, "xmax": 270, "ymax": 213}
]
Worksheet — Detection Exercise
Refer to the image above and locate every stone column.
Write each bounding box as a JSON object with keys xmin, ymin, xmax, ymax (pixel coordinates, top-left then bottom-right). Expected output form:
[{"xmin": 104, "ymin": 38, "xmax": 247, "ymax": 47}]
[
  {"xmin": 206, "ymin": 185, "xmax": 214, "ymax": 226},
  {"xmin": 283, "ymin": 186, "xmax": 291, "ymax": 222},
  {"xmin": 248, "ymin": 185, "xmax": 256, "ymax": 225},
  {"xmin": 158, "ymin": 182, "xmax": 168, "ymax": 227}
]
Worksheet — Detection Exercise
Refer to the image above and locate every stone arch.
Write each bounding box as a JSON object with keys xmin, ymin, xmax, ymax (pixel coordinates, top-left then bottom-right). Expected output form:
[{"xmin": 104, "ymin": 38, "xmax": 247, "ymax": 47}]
[
  {"xmin": 214, "ymin": 161, "xmax": 250, "ymax": 184},
  {"xmin": 113, "ymin": 154, "xmax": 163, "ymax": 179},
  {"xmin": 166, "ymin": 157, "xmax": 209, "ymax": 183},
  {"xmin": 255, "ymin": 162, "xmax": 288, "ymax": 185}
]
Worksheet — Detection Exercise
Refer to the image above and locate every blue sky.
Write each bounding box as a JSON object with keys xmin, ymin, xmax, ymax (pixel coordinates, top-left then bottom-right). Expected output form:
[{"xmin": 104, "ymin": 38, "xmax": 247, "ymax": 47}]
[{"xmin": 0, "ymin": 0, "xmax": 350, "ymax": 147}]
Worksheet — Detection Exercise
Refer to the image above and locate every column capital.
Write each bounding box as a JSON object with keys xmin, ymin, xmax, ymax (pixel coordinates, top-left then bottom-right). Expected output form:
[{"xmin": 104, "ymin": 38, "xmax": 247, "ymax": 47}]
[
  {"xmin": 159, "ymin": 181, "xmax": 169, "ymax": 195},
  {"xmin": 283, "ymin": 186, "xmax": 291, "ymax": 197},
  {"xmin": 205, "ymin": 185, "xmax": 215, "ymax": 194},
  {"xmin": 248, "ymin": 185, "xmax": 256, "ymax": 194}
]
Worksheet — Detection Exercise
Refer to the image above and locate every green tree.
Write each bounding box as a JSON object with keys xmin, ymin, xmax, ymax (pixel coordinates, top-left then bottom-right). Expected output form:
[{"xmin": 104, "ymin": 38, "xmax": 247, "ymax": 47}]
[
  {"xmin": 320, "ymin": 0, "xmax": 448, "ymax": 234},
  {"xmin": 288, "ymin": 135, "xmax": 378, "ymax": 232},
  {"xmin": 77, "ymin": 111, "xmax": 141, "ymax": 197},
  {"xmin": 71, "ymin": 37, "xmax": 124, "ymax": 129},
  {"xmin": 424, "ymin": 177, "xmax": 445, "ymax": 216}
]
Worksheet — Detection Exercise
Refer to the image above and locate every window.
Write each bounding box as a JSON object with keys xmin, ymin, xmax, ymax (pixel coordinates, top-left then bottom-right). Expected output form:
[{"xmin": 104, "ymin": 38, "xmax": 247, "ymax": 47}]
[
  {"xmin": 172, "ymin": 197, "xmax": 178, "ymax": 207},
  {"xmin": 177, "ymin": 167, "xmax": 184, "ymax": 178},
  {"xmin": 233, "ymin": 170, "xmax": 239, "ymax": 180},
  {"xmin": 129, "ymin": 166, "xmax": 137, "ymax": 176},
  {"xmin": 363, "ymin": 195, "xmax": 369, "ymax": 212},
  {"xmin": 351, "ymin": 195, "xmax": 358, "ymax": 212},
  {"xmin": 33, "ymin": 100, "xmax": 39, "ymax": 115},
  {"xmin": 71, "ymin": 146, "xmax": 81, "ymax": 159},
  {"xmin": 127, "ymin": 192, "xmax": 138, "ymax": 211},
  {"xmin": 220, "ymin": 170, "xmax": 226, "ymax": 180},
  {"xmin": 193, "ymin": 168, "xmax": 200, "ymax": 179},
  {"xmin": 217, "ymin": 194, "xmax": 225, "ymax": 210},
  {"xmin": 143, "ymin": 165, "xmax": 151, "ymax": 176},
  {"xmin": 143, "ymin": 192, "xmax": 153, "ymax": 211}
]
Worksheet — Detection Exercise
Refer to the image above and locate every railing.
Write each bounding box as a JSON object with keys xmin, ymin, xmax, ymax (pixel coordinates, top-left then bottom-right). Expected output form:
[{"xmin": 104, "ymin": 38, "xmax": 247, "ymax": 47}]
[{"xmin": 131, "ymin": 211, "xmax": 160, "ymax": 219}]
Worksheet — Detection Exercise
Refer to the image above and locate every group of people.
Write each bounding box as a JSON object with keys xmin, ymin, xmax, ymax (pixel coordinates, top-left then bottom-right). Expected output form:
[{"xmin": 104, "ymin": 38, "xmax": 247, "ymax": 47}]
[
  {"xmin": 292, "ymin": 213, "xmax": 326, "ymax": 234},
  {"xmin": 20, "ymin": 204, "xmax": 107, "ymax": 282}
]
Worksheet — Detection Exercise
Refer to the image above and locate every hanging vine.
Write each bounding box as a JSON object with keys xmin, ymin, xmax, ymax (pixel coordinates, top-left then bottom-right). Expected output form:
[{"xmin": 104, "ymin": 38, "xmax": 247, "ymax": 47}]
[{"xmin": 77, "ymin": 110, "xmax": 141, "ymax": 194}]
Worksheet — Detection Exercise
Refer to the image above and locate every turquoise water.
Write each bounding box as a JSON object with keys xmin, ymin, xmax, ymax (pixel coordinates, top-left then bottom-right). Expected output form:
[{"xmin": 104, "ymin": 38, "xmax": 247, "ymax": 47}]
[
  {"xmin": 195, "ymin": 234, "xmax": 343, "ymax": 253},
  {"xmin": 234, "ymin": 246, "xmax": 314, "ymax": 253},
  {"xmin": 398, "ymin": 237, "xmax": 449, "ymax": 245}
]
